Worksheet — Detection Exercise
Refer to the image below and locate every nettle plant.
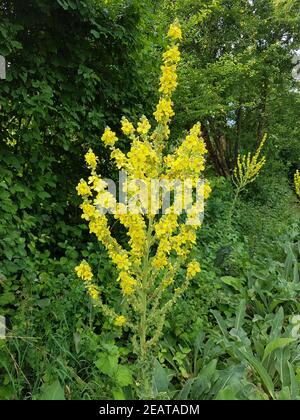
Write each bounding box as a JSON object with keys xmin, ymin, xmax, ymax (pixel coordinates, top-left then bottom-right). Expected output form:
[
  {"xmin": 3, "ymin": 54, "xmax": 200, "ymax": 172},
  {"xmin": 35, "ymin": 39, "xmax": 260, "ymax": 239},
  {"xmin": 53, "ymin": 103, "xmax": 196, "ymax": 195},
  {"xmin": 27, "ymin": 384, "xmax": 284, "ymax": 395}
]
[{"xmin": 74, "ymin": 21, "xmax": 211, "ymax": 397}]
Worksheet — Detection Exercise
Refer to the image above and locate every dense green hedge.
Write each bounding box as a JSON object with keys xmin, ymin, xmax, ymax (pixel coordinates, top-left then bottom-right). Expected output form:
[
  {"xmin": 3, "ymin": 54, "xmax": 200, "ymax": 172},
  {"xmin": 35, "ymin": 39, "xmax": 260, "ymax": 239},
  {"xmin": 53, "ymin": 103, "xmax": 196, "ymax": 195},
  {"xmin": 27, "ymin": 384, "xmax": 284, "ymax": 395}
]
[{"xmin": 0, "ymin": 0, "xmax": 155, "ymax": 278}]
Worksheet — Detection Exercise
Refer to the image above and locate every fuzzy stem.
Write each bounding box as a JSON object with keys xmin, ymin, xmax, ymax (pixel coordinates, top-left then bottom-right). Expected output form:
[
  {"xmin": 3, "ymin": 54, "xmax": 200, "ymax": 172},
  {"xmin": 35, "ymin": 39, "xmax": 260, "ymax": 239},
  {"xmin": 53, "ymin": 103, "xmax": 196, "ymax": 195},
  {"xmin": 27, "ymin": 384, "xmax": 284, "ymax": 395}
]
[{"xmin": 137, "ymin": 217, "xmax": 154, "ymax": 399}]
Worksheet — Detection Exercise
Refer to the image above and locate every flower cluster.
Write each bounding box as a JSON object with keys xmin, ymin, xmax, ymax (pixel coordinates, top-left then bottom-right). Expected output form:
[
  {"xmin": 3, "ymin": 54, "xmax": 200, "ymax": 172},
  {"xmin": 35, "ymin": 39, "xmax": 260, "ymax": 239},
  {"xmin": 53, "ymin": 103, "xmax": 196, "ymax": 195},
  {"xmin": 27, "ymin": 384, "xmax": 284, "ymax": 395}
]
[
  {"xmin": 154, "ymin": 20, "xmax": 181, "ymax": 135},
  {"xmin": 233, "ymin": 134, "xmax": 267, "ymax": 193},
  {"xmin": 75, "ymin": 260, "xmax": 100, "ymax": 300},
  {"xmin": 187, "ymin": 260, "xmax": 201, "ymax": 279},
  {"xmin": 74, "ymin": 21, "xmax": 210, "ymax": 371},
  {"xmin": 295, "ymin": 170, "xmax": 300, "ymax": 198}
]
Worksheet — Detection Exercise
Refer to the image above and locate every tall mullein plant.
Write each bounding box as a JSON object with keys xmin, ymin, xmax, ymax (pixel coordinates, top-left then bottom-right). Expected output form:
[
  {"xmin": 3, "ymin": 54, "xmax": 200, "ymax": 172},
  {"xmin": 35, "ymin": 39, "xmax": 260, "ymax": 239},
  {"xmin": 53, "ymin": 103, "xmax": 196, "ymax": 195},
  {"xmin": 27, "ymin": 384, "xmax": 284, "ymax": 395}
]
[{"xmin": 74, "ymin": 21, "xmax": 211, "ymax": 398}]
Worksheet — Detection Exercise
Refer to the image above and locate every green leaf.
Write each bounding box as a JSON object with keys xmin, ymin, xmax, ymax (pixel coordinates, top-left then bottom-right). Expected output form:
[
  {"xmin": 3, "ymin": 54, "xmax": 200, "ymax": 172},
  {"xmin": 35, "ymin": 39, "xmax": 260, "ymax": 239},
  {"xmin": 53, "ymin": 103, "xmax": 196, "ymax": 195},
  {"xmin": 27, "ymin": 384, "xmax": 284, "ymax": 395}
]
[
  {"xmin": 220, "ymin": 276, "xmax": 243, "ymax": 291},
  {"xmin": 235, "ymin": 299, "xmax": 246, "ymax": 331},
  {"xmin": 189, "ymin": 359, "xmax": 218, "ymax": 399},
  {"xmin": 211, "ymin": 310, "xmax": 228, "ymax": 337},
  {"xmin": 115, "ymin": 365, "xmax": 132, "ymax": 388},
  {"xmin": 91, "ymin": 29, "xmax": 100, "ymax": 39},
  {"xmin": 38, "ymin": 381, "xmax": 65, "ymax": 400},
  {"xmin": 277, "ymin": 386, "xmax": 291, "ymax": 400},
  {"xmin": 95, "ymin": 353, "xmax": 118, "ymax": 378},
  {"xmin": 238, "ymin": 348, "xmax": 275, "ymax": 399},
  {"xmin": 277, "ymin": 347, "xmax": 291, "ymax": 388},
  {"xmin": 263, "ymin": 338, "xmax": 295, "ymax": 361},
  {"xmin": 288, "ymin": 361, "xmax": 299, "ymax": 400},
  {"xmin": 216, "ymin": 387, "xmax": 238, "ymax": 400},
  {"xmin": 270, "ymin": 307, "xmax": 284, "ymax": 340},
  {"xmin": 153, "ymin": 359, "xmax": 169, "ymax": 393},
  {"xmin": 178, "ymin": 379, "xmax": 193, "ymax": 400},
  {"xmin": 112, "ymin": 388, "xmax": 125, "ymax": 400}
]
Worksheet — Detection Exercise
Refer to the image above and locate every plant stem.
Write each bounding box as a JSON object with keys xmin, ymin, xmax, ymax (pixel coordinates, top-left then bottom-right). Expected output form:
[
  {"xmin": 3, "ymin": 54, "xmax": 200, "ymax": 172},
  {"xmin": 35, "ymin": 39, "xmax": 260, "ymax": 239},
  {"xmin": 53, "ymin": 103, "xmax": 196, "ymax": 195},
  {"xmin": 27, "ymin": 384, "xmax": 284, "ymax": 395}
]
[
  {"xmin": 137, "ymin": 217, "xmax": 154, "ymax": 399},
  {"xmin": 226, "ymin": 188, "xmax": 240, "ymax": 237}
]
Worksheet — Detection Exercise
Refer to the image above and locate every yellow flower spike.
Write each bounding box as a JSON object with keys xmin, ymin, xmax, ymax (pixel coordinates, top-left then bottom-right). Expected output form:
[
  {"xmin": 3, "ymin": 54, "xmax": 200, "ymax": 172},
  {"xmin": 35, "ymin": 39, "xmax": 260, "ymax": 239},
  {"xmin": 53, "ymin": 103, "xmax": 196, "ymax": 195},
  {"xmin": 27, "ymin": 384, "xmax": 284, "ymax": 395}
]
[
  {"xmin": 151, "ymin": 20, "xmax": 182, "ymax": 144},
  {"xmin": 101, "ymin": 126, "xmax": 118, "ymax": 147},
  {"xmin": 75, "ymin": 23, "xmax": 211, "ymax": 388},
  {"xmin": 295, "ymin": 169, "xmax": 300, "ymax": 198},
  {"xmin": 186, "ymin": 260, "xmax": 201, "ymax": 279},
  {"xmin": 85, "ymin": 148, "xmax": 98, "ymax": 170},
  {"xmin": 167, "ymin": 20, "xmax": 182, "ymax": 40},
  {"xmin": 114, "ymin": 315, "xmax": 126, "ymax": 327},
  {"xmin": 233, "ymin": 135, "xmax": 267, "ymax": 192},
  {"xmin": 75, "ymin": 260, "xmax": 93, "ymax": 281},
  {"xmin": 76, "ymin": 179, "xmax": 92, "ymax": 197}
]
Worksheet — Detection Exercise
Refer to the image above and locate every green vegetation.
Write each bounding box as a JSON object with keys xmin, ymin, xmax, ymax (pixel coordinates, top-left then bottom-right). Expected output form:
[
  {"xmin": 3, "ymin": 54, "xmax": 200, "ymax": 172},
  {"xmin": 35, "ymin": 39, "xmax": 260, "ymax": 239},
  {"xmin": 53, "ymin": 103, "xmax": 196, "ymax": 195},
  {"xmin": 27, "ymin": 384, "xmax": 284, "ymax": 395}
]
[{"xmin": 0, "ymin": 0, "xmax": 300, "ymax": 400}]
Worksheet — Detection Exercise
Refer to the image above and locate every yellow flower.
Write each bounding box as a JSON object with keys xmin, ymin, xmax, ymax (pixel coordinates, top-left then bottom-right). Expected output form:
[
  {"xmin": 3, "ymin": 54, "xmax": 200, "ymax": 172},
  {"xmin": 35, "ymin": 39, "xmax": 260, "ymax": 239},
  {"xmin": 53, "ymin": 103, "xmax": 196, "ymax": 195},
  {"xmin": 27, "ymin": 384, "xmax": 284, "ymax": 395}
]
[
  {"xmin": 88, "ymin": 176, "xmax": 107, "ymax": 192},
  {"xmin": 75, "ymin": 260, "xmax": 93, "ymax": 281},
  {"xmin": 165, "ymin": 123, "xmax": 207, "ymax": 180},
  {"xmin": 159, "ymin": 64, "xmax": 178, "ymax": 95},
  {"xmin": 125, "ymin": 140, "xmax": 159, "ymax": 178},
  {"xmin": 154, "ymin": 98, "xmax": 174, "ymax": 123},
  {"xmin": 121, "ymin": 117, "xmax": 135, "ymax": 136},
  {"xmin": 295, "ymin": 170, "xmax": 300, "ymax": 198},
  {"xmin": 152, "ymin": 252, "xmax": 168, "ymax": 269},
  {"xmin": 110, "ymin": 252, "xmax": 131, "ymax": 271},
  {"xmin": 137, "ymin": 116, "xmax": 151, "ymax": 135},
  {"xmin": 118, "ymin": 271, "xmax": 137, "ymax": 295},
  {"xmin": 111, "ymin": 149, "xmax": 127, "ymax": 169},
  {"xmin": 76, "ymin": 179, "xmax": 91, "ymax": 196},
  {"xmin": 167, "ymin": 21, "xmax": 182, "ymax": 40},
  {"xmin": 162, "ymin": 274, "xmax": 174, "ymax": 288},
  {"xmin": 85, "ymin": 148, "xmax": 98, "ymax": 169},
  {"xmin": 186, "ymin": 260, "xmax": 201, "ymax": 279},
  {"xmin": 204, "ymin": 182, "xmax": 212, "ymax": 199},
  {"xmin": 101, "ymin": 126, "xmax": 118, "ymax": 147},
  {"xmin": 89, "ymin": 215, "xmax": 109, "ymax": 240},
  {"xmin": 95, "ymin": 191, "xmax": 116, "ymax": 211},
  {"xmin": 87, "ymin": 284, "xmax": 100, "ymax": 300},
  {"xmin": 155, "ymin": 212, "xmax": 178, "ymax": 239},
  {"xmin": 81, "ymin": 203, "xmax": 96, "ymax": 221},
  {"xmin": 114, "ymin": 315, "xmax": 126, "ymax": 327},
  {"xmin": 163, "ymin": 45, "xmax": 180, "ymax": 64}
]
